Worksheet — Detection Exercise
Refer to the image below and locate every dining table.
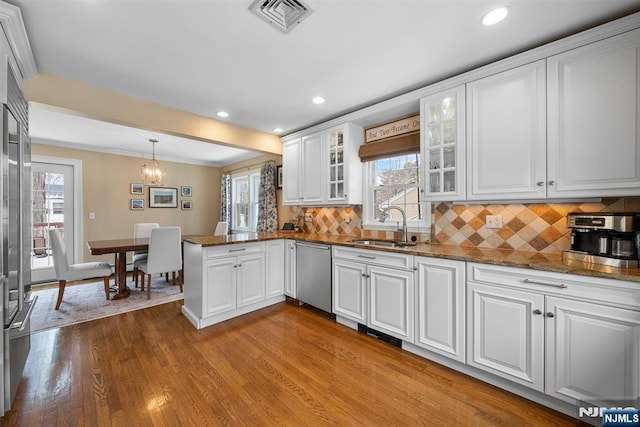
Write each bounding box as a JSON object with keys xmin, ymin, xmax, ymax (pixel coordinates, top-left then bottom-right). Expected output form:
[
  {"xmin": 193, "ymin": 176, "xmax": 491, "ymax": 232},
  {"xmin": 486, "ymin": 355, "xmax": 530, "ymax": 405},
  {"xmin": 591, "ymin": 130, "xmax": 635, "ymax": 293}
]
[
  {"xmin": 86, "ymin": 235, "xmax": 201, "ymax": 299},
  {"xmin": 86, "ymin": 237, "xmax": 150, "ymax": 299}
]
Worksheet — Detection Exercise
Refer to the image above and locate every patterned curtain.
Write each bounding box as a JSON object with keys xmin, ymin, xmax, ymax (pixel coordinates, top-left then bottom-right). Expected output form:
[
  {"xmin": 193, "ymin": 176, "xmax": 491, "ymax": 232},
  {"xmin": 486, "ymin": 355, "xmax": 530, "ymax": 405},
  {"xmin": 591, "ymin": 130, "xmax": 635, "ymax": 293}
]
[
  {"xmin": 256, "ymin": 161, "xmax": 278, "ymax": 232},
  {"xmin": 219, "ymin": 173, "xmax": 232, "ymax": 233}
]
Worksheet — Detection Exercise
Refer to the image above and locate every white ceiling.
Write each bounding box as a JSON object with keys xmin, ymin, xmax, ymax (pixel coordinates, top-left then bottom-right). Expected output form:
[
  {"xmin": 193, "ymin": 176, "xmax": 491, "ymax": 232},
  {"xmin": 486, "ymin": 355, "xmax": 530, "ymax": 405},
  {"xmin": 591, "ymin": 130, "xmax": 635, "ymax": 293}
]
[{"xmin": 9, "ymin": 0, "xmax": 640, "ymax": 166}]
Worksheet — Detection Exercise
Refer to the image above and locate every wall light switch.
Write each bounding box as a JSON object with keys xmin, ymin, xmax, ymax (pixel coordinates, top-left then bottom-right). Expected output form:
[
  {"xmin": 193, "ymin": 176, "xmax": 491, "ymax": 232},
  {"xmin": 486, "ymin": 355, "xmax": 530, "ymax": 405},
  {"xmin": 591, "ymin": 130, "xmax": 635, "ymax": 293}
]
[
  {"xmin": 89, "ymin": 212, "xmax": 96, "ymax": 220},
  {"xmin": 344, "ymin": 215, "xmax": 351, "ymax": 224},
  {"xmin": 486, "ymin": 214, "xmax": 502, "ymax": 229}
]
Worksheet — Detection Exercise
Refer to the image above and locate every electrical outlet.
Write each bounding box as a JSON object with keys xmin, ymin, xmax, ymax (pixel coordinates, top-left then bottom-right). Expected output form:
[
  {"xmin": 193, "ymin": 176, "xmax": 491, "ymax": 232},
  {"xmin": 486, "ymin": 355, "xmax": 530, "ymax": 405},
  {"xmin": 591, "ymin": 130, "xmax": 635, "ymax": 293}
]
[
  {"xmin": 89, "ymin": 212, "xmax": 96, "ymax": 220},
  {"xmin": 304, "ymin": 213, "xmax": 313, "ymax": 222},
  {"xmin": 344, "ymin": 215, "xmax": 351, "ymax": 224},
  {"xmin": 486, "ymin": 214, "xmax": 503, "ymax": 229}
]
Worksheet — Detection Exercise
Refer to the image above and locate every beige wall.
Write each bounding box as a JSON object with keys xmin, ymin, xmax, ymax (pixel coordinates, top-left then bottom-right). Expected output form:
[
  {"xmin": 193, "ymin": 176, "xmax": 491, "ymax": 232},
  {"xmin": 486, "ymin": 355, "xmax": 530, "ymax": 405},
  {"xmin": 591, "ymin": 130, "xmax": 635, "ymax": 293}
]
[{"xmin": 33, "ymin": 143, "xmax": 221, "ymax": 264}]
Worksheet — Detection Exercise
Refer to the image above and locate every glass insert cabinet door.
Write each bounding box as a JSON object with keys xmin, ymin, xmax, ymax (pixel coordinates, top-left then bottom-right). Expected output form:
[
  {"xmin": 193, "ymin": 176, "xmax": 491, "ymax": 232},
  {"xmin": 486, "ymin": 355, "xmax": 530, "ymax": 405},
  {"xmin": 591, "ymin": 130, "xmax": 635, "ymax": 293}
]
[
  {"xmin": 420, "ymin": 85, "xmax": 466, "ymax": 201},
  {"xmin": 327, "ymin": 127, "xmax": 346, "ymax": 201}
]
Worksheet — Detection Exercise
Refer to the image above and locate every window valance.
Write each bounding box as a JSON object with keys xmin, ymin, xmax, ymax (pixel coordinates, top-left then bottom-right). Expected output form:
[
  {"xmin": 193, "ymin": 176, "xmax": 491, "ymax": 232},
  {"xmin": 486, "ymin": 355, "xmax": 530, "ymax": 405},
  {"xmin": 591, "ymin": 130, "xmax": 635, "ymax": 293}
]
[{"xmin": 358, "ymin": 131, "xmax": 420, "ymax": 162}]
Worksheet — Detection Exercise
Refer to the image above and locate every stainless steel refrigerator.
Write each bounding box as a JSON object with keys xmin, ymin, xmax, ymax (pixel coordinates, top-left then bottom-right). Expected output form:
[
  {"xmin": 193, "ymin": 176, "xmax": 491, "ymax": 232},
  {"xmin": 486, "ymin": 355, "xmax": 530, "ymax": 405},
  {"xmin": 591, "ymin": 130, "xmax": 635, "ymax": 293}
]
[{"xmin": 0, "ymin": 60, "xmax": 36, "ymax": 415}]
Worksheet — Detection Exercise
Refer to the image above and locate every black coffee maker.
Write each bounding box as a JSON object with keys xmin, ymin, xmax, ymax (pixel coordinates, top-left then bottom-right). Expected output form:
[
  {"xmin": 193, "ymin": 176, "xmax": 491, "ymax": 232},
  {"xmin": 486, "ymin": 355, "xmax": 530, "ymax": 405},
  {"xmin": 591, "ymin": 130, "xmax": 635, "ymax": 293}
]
[{"xmin": 564, "ymin": 212, "xmax": 639, "ymax": 268}]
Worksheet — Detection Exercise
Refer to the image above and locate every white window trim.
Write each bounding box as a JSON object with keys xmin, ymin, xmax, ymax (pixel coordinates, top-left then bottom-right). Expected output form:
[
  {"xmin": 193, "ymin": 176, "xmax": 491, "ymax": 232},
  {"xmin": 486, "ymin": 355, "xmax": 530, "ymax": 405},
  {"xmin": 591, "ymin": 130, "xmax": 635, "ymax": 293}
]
[
  {"xmin": 361, "ymin": 162, "xmax": 431, "ymax": 233},
  {"xmin": 230, "ymin": 168, "xmax": 260, "ymax": 233}
]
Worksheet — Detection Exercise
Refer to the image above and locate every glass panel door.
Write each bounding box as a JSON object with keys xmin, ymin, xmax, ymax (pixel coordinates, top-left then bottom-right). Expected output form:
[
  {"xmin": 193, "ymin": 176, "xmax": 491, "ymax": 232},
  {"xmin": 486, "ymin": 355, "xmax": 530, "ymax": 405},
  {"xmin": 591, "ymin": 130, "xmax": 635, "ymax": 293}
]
[{"xmin": 30, "ymin": 162, "xmax": 74, "ymax": 283}]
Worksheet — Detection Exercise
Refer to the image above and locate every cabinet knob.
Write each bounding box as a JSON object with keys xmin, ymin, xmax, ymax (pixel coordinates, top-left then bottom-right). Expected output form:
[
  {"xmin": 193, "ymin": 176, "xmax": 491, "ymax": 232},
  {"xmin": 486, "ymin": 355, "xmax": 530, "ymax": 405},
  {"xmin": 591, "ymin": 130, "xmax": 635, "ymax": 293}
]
[
  {"xmin": 533, "ymin": 309, "xmax": 542, "ymax": 315},
  {"xmin": 548, "ymin": 181, "xmax": 556, "ymax": 186},
  {"xmin": 546, "ymin": 312, "xmax": 555, "ymax": 318},
  {"xmin": 536, "ymin": 181, "xmax": 544, "ymax": 187},
  {"xmin": 237, "ymin": 264, "xmax": 242, "ymax": 268},
  {"xmin": 233, "ymin": 265, "xmax": 237, "ymax": 268}
]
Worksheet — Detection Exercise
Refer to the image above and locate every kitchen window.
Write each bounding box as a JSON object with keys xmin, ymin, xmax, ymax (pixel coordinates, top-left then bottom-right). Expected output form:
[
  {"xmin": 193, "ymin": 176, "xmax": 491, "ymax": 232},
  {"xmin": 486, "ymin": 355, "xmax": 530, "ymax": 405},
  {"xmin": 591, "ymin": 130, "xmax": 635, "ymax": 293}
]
[
  {"xmin": 362, "ymin": 153, "xmax": 430, "ymax": 231},
  {"xmin": 231, "ymin": 169, "xmax": 260, "ymax": 232}
]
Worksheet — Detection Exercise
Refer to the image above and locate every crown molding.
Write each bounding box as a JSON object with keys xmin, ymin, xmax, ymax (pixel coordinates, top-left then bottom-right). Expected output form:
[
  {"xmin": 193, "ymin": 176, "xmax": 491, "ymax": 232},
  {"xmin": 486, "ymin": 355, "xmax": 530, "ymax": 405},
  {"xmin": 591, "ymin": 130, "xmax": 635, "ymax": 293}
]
[{"xmin": 0, "ymin": 1, "xmax": 37, "ymax": 78}]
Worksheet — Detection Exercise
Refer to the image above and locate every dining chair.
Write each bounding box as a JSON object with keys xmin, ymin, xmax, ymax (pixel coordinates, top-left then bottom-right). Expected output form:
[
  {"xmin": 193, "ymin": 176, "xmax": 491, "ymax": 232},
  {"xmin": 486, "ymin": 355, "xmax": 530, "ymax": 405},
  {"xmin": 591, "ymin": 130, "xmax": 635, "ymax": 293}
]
[
  {"xmin": 49, "ymin": 229, "xmax": 113, "ymax": 310},
  {"xmin": 134, "ymin": 227, "xmax": 183, "ymax": 299},
  {"xmin": 214, "ymin": 221, "xmax": 228, "ymax": 236},
  {"xmin": 132, "ymin": 222, "xmax": 159, "ymax": 288}
]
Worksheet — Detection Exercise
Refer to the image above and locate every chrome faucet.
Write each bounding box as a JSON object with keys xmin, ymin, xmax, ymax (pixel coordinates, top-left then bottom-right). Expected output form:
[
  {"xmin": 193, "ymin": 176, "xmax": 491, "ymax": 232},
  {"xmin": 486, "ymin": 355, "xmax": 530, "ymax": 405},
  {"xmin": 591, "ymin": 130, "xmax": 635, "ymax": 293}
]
[{"xmin": 380, "ymin": 206, "xmax": 408, "ymax": 244}]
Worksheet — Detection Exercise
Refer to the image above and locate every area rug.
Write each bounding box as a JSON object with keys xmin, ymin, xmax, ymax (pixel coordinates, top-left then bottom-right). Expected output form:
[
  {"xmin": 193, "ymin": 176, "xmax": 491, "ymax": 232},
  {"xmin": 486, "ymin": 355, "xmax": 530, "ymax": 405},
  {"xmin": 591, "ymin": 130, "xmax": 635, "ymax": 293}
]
[{"xmin": 30, "ymin": 275, "xmax": 184, "ymax": 333}]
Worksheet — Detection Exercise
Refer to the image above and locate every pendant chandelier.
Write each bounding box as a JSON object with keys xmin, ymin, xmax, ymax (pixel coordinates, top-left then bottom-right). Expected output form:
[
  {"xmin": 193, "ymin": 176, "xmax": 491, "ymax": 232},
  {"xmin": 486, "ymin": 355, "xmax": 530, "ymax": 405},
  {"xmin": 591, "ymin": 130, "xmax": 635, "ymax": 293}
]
[{"xmin": 141, "ymin": 138, "xmax": 166, "ymax": 186}]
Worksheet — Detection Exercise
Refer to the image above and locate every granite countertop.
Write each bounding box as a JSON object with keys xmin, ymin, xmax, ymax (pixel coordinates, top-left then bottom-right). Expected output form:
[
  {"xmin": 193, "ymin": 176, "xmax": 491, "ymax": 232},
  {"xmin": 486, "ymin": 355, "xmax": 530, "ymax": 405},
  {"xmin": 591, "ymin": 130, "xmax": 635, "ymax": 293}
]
[{"xmin": 183, "ymin": 232, "xmax": 640, "ymax": 284}]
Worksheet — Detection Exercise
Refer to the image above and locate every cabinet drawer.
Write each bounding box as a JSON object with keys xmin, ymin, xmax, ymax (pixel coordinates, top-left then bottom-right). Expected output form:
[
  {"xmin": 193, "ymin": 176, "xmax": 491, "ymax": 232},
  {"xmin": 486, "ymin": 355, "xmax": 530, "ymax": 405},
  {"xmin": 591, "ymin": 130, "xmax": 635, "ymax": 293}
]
[
  {"xmin": 333, "ymin": 246, "xmax": 413, "ymax": 270},
  {"xmin": 204, "ymin": 242, "xmax": 265, "ymax": 259},
  {"xmin": 467, "ymin": 263, "xmax": 640, "ymax": 310}
]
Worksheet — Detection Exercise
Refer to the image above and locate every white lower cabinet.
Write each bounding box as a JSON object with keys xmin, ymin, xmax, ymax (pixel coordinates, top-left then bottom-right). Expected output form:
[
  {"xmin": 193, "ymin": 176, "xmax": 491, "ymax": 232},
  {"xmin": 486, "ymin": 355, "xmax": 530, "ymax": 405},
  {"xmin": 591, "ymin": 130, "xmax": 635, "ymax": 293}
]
[
  {"xmin": 284, "ymin": 239, "xmax": 297, "ymax": 298},
  {"xmin": 266, "ymin": 240, "xmax": 285, "ymax": 298},
  {"xmin": 467, "ymin": 262, "xmax": 640, "ymax": 407},
  {"xmin": 333, "ymin": 259, "xmax": 367, "ymax": 324},
  {"xmin": 332, "ymin": 246, "xmax": 414, "ymax": 342},
  {"xmin": 415, "ymin": 257, "xmax": 466, "ymax": 363},
  {"xmin": 368, "ymin": 265, "xmax": 414, "ymax": 342},
  {"xmin": 546, "ymin": 297, "xmax": 640, "ymax": 406},
  {"xmin": 182, "ymin": 242, "xmax": 285, "ymax": 329},
  {"xmin": 467, "ymin": 282, "xmax": 545, "ymax": 392},
  {"xmin": 205, "ymin": 251, "xmax": 265, "ymax": 315}
]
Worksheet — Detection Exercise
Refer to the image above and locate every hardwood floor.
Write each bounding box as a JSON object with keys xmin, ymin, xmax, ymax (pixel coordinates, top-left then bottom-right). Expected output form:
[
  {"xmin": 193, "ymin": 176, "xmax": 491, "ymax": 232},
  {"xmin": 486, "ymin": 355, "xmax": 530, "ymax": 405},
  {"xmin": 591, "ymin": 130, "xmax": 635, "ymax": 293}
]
[{"xmin": 1, "ymin": 301, "xmax": 586, "ymax": 426}]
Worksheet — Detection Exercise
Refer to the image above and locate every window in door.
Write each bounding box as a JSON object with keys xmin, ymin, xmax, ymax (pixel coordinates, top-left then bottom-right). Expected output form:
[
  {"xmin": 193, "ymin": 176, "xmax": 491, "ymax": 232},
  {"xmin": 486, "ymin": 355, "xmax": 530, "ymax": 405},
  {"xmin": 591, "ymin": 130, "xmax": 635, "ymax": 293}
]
[
  {"xmin": 31, "ymin": 159, "xmax": 78, "ymax": 284},
  {"xmin": 231, "ymin": 169, "xmax": 260, "ymax": 232}
]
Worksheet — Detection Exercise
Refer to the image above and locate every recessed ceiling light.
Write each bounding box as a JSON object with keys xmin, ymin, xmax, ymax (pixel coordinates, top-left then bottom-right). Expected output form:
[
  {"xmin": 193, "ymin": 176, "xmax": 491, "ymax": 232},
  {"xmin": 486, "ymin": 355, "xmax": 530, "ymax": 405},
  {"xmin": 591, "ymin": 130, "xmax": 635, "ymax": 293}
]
[
  {"xmin": 312, "ymin": 96, "xmax": 325, "ymax": 105},
  {"xmin": 482, "ymin": 7, "xmax": 508, "ymax": 26},
  {"xmin": 273, "ymin": 127, "xmax": 283, "ymax": 133},
  {"xmin": 217, "ymin": 111, "xmax": 229, "ymax": 118}
]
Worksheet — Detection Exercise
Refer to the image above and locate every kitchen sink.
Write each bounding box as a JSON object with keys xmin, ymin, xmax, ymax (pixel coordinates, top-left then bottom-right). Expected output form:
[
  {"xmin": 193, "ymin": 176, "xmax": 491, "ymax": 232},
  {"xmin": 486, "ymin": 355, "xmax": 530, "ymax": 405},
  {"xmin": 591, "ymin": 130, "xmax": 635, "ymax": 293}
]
[{"xmin": 350, "ymin": 239, "xmax": 417, "ymax": 248}]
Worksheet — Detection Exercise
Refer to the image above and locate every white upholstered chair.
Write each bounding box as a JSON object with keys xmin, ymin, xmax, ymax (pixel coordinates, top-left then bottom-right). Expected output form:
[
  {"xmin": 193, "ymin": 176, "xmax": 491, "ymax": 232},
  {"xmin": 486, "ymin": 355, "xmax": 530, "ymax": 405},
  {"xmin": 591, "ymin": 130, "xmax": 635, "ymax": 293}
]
[
  {"xmin": 134, "ymin": 227, "xmax": 183, "ymax": 299},
  {"xmin": 214, "ymin": 221, "xmax": 228, "ymax": 236},
  {"xmin": 132, "ymin": 222, "xmax": 159, "ymax": 287},
  {"xmin": 49, "ymin": 228, "xmax": 112, "ymax": 310}
]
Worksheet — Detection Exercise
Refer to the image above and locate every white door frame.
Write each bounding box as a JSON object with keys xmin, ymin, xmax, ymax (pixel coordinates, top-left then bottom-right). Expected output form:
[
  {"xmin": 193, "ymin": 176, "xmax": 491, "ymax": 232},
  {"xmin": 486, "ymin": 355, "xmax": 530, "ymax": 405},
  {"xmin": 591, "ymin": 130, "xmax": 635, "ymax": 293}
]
[{"xmin": 32, "ymin": 155, "xmax": 83, "ymax": 263}]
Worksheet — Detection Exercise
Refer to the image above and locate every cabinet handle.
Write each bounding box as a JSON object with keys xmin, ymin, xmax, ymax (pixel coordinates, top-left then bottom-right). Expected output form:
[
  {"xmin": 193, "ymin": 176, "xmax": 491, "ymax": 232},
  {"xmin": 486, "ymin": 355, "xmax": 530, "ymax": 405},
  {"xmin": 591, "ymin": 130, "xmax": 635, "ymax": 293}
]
[
  {"xmin": 523, "ymin": 279, "xmax": 567, "ymax": 289},
  {"xmin": 229, "ymin": 248, "xmax": 246, "ymax": 253},
  {"xmin": 357, "ymin": 254, "xmax": 376, "ymax": 259},
  {"xmin": 533, "ymin": 309, "xmax": 542, "ymax": 315},
  {"xmin": 546, "ymin": 312, "xmax": 555, "ymax": 318},
  {"xmin": 548, "ymin": 180, "xmax": 556, "ymax": 186},
  {"xmin": 233, "ymin": 265, "xmax": 237, "ymax": 268},
  {"xmin": 536, "ymin": 181, "xmax": 544, "ymax": 187}
]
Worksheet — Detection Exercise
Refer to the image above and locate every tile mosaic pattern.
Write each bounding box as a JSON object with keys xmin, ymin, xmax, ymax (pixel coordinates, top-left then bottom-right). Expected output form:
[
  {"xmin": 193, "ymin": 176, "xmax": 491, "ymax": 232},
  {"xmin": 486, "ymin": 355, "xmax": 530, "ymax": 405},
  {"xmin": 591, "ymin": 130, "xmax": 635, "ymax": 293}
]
[
  {"xmin": 300, "ymin": 206, "xmax": 363, "ymax": 236},
  {"xmin": 298, "ymin": 206, "xmax": 431, "ymax": 242},
  {"xmin": 433, "ymin": 197, "xmax": 640, "ymax": 254}
]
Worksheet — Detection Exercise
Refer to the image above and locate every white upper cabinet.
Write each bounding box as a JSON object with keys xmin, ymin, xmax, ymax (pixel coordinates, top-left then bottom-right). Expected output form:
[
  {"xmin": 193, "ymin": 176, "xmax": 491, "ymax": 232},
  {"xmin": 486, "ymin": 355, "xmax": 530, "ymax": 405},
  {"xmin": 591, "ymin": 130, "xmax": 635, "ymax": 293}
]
[
  {"xmin": 466, "ymin": 60, "xmax": 547, "ymax": 200},
  {"xmin": 547, "ymin": 28, "xmax": 640, "ymax": 198},
  {"xmin": 421, "ymin": 85, "xmax": 466, "ymax": 201},
  {"xmin": 300, "ymin": 131, "xmax": 325, "ymax": 204},
  {"xmin": 282, "ymin": 122, "xmax": 363, "ymax": 206},
  {"xmin": 325, "ymin": 123, "xmax": 363, "ymax": 204},
  {"xmin": 282, "ymin": 138, "xmax": 301, "ymax": 204}
]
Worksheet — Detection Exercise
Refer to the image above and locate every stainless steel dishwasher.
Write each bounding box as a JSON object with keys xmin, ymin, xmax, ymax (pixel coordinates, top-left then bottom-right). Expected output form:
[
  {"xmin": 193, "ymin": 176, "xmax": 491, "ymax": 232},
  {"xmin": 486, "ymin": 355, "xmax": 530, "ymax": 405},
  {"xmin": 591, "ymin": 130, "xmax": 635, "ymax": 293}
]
[{"xmin": 295, "ymin": 242, "xmax": 332, "ymax": 313}]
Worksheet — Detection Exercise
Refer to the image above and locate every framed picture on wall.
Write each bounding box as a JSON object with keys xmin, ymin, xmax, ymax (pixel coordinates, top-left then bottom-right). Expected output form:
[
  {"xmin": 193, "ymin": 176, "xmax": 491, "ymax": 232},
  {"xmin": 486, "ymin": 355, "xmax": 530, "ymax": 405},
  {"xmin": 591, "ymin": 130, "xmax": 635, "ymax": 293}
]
[
  {"xmin": 276, "ymin": 165, "xmax": 283, "ymax": 189},
  {"xmin": 131, "ymin": 183, "xmax": 144, "ymax": 195},
  {"xmin": 181, "ymin": 200, "xmax": 192, "ymax": 210},
  {"xmin": 149, "ymin": 187, "xmax": 178, "ymax": 208},
  {"xmin": 131, "ymin": 199, "xmax": 144, "ymax": 210},
  {"xmin": 181, "ymin": 186, "xmax": 192, "ymax": 197}
]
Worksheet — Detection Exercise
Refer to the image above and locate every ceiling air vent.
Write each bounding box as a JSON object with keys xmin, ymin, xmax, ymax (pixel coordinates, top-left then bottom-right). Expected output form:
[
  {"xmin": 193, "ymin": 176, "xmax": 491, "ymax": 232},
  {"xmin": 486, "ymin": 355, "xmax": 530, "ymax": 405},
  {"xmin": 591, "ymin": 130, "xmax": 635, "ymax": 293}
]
[{"xmin": 249, "ymin": 0, "xmax": 314, "ymax": 34}]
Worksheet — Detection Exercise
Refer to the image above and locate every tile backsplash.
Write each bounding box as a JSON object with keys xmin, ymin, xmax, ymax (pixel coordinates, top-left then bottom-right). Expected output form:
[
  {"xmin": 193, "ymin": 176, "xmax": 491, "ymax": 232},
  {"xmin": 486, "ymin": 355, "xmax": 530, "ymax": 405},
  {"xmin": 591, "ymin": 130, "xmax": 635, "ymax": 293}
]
[
  {"xmin": 433, "ymin": 197, "xmax": 640, "ymax": 254},
  {"xmin": 286, "ymin": 197, "xmax": 640, "ymax": 254}
]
